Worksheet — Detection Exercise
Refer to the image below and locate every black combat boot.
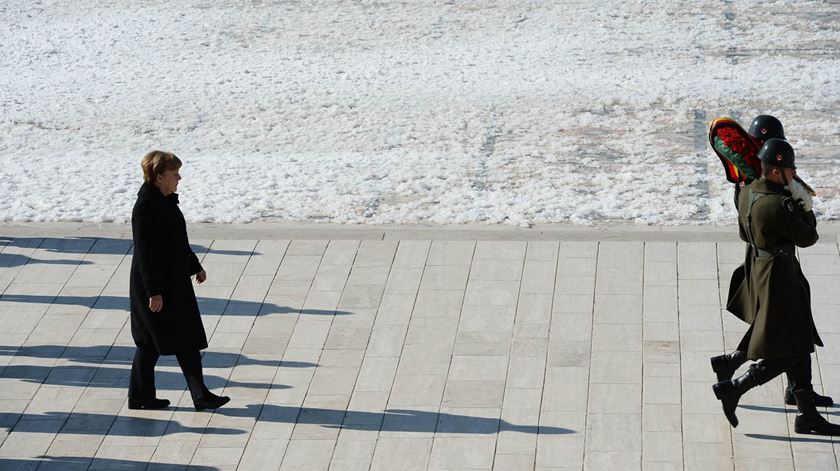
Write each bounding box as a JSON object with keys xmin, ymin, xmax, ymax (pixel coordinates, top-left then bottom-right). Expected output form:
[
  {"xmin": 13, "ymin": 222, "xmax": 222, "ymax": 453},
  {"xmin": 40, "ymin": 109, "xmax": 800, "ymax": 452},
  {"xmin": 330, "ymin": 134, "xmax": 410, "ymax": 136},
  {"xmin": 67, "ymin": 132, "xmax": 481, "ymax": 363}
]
[
  {"xmin": 785, "ymin": 387, "xmax": 833, "ymax": 407},
  {"xmin": 712, "ymin": 371, "xmax": 759, "ymax": 427},
  {"xmin": 128, "ymin": 397, "xmax": 170, "ymax": 410},
  {"xmin": 793, "ymin": 390, "xmax": 840, "ymax": 435},
  {"xmin": 193, "ymin": 391, "xmax": 230, "ymax": 411},
  {"xmin": 710, "ymin": 350, "xmax": 747, "ymax": 383}
]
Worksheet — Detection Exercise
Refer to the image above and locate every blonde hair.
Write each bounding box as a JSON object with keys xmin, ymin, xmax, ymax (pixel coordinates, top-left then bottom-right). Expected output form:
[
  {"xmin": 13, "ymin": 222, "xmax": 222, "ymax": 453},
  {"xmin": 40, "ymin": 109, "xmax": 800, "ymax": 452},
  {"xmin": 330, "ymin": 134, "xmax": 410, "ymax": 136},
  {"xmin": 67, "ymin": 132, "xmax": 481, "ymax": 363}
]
[{"xmin": 140, "ymin": 151, "xmax": 182, "ymax": 183}]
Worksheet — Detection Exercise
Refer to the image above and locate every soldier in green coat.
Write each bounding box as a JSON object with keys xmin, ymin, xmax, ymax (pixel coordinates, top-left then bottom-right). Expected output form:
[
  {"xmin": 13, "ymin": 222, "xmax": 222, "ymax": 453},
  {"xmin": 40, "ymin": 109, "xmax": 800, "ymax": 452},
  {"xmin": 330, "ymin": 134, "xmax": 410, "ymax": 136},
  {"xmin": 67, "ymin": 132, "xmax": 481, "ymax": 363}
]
[
  {"xmin": 712, "ymin": 138, "xmax": 839, "ymax": 435},
  {"xmin": 710, "ymin": 116, "xmax": 832, "ymax": 408}
]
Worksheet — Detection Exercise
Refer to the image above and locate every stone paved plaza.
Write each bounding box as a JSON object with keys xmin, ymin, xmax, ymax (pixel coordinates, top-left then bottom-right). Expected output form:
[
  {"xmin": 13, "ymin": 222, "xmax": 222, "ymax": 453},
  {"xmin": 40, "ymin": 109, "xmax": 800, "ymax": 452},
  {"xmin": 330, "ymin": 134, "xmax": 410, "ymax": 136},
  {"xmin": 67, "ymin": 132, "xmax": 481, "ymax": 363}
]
[{"xmin": 1, "ymin": 224, "xmax": 840, "ymax": 470}]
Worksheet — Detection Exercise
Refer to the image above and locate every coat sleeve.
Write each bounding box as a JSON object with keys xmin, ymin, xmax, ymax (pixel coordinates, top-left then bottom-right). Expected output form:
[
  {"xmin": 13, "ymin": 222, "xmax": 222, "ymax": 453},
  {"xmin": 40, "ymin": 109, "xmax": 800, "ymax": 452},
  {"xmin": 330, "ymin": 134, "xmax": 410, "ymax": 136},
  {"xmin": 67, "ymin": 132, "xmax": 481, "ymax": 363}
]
[
  {"xmin": 777, "ymin": 197, "xmax": 819, "ymax": 248},
  {"xmin": 188, "ymin": 250, "xmax": 203, "ymax": 276},
  {"xmin": 133, "ymin": 202, "xmax": 165, "ymax": 296}
]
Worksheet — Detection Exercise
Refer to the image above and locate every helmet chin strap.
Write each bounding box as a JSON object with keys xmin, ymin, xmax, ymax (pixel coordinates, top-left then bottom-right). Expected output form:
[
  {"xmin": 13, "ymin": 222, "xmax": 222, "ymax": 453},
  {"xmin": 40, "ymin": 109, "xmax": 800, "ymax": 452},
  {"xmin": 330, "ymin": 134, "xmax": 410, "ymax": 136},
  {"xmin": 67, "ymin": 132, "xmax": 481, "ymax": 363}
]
[{"xmin": 780, "ymin": 170, "xmax": 790, "ymax": 187}]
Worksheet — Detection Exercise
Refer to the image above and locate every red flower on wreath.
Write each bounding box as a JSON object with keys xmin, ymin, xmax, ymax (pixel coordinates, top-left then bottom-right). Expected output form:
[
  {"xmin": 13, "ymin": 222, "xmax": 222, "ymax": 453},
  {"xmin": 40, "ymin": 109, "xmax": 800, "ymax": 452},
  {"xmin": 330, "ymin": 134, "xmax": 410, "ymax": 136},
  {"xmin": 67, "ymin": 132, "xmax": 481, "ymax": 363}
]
[{"xmin": 717, "ymin": 126, "xmax": 760, "ymax": 171}]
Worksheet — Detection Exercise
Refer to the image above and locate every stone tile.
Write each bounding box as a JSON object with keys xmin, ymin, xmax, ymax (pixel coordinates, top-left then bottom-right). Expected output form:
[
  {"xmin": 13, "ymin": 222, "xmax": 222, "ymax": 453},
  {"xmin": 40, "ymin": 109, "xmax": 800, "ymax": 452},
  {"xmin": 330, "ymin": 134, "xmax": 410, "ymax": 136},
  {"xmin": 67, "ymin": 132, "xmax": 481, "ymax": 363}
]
[
  {"xmin": 370, "ymin": 437, "xmax": 432, "ymax": 471},
  {"xmin": 470, "ymin": 259, "xmax": 523, "ymax": 281},
  {"xmin": 384, "ymin": 268, "xmax": 423, "ymax": 295},
  {"xmin": 677, "ymin": 242, "xmax": 718, "ymax": 280},
  {"xmin": 547, "ymin": 339, "xmax": 590, "ymax": 368},
  {"xmin": 592, "ymin": 323, "xmax": 642, "ymax": 352},
  {"xmin": 454, "ymin": 331, "xmax": 512, "ymax": 356},
  {"xmin": 643, "ymin": 431, "xmax": 683, "ymax": 462},
  {"xmin": 339, "ymin": 284, "xmax": 385, "ymax": 309},
  {"xmin": 448, "ymin": 355, "xmax": 508, "ymax": 382},
  {"xmin": 642, "ymin": 403, "xmax": 681, "ymax": 432},
  {"xmin": 375, "ymin": 294, "xmax": 415, "ymax": 325},
  {"xmin": 413, "ymin": 290, "xmax": 464, "ymax": 318},
  {"xmin": 683, "ymin": 442, "xmax": 733, "ymax": 471},
  {"xmin": 442, "ymin": 380, "xmax": 505, "ymax": 408},
  {"xmin": 526, "ymin": 241, "xmax": 559, "ymax": 261},
  {"xmin": 506, "ymin": 356, "xmax": 546, "ymax": 389},
  {"xmin": 552, "ymin": 294, "xmax": 593, "ymax": 314},
  {"xmin": 644, "ymin": 260, "xmax": 678, "ymax": 287},
  {"xmin": 493, "ymin": 454, "xmax": 536, "ymax": 470},
  {"xmin": 584, "ymin": 451, "xmax": 641, "ymax": 471},
  {"xmin": 388, "ymin": 375, "xmax": 446, "ymax": 407},
  {"xmin": 588, "ymin": 383, "xmax": 642, "ymax": 414},
  {"xmin": 355, "ymin": 356, "xmax": 399, "ymax": 392},
  {"xmin": 554, "ymin": 275, "xmax": 595, "ymax": 295},
  {"xmin": 521, "ymin": 261, "xmax": 557, "ymax": 294},
  {"xmin": 678, "ymin": 279, "xmax": 721, "ymax": 306},
  {"xmin": 280, "ymin": 439, "xmax": 334, "ymax": 470},
  {"xmin": 308, "ymin": 366, "xmax": 359, "ymax": 396},
  {"xmin": 463, "ymin": 280, "xmax": 520, "ymax": 307},
  {"xmin": 593, "ymin": 294, "xmax": 643, "ymax": 324},
  {"xmin": 683, "ymin": 413, "xmax": 730, "ymax": 443},
  {"xmin": 404, "ymin": 317, "xmax": 459, "ymax": 345},
  {"xmin": 460, "ymin": 305, "xmax": 516, "ymax": 333},
  {"xmin": 642, "ymin": 376, "xmax": 681, "ymax": 405},
  {"xmin": 516, "ymin": 293, "xmax": 553, "ymax": 324},
  {"xmin": 366, "ymin": 323, "xmax": 408, "ymax": 357},
  {"xmin": 589, "ymin": 351, "xmax": 642, "ymax": 384},
  {"xmin": 393, "ymin": 241, "xmax": 430, "ymax": 268},
  {"xmin": 541, "ymin": 367, "xmax": 589, "ymax": 412},
  {"xmin": 596, "ymin": 268, "xmax": 643, "ymax": 295},
  {"xmin": 397, "ymin": 343, "xmax": 452, "ymax": 375},
  {"xmin": 558, "ymin": 241, "xmax": 598, "ymax": 259},
  {"xmin": 585, "ymin": 414, "xmax": 642, "ymax": 452},
  {"xmin": 475, "ymin": 241, "xmax": 526, "ymax": 260},
  {"xmin": 428, "ymin": 436, "xmax": 495, "ymax": 469},
  {"xmin": 427, "ymin": 241, "xmax": 475, "ymax": 266}
]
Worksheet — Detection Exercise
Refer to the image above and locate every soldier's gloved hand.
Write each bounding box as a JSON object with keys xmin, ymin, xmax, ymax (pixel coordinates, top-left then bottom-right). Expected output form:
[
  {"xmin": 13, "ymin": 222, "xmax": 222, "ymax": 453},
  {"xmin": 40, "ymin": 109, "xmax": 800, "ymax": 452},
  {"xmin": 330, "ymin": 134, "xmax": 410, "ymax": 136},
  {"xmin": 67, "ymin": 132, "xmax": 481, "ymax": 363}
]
[{"xmin": 786, "ymin": 178, "xmax": 813, "ymax": 212}]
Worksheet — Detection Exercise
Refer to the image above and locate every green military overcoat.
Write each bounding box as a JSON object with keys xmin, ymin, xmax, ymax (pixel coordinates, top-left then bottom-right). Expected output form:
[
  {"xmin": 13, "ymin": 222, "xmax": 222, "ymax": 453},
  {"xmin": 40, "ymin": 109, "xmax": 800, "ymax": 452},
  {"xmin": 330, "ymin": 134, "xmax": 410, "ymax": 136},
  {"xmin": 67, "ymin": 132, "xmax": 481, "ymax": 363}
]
[{"xmin": 725, "ymin": 179, "xmax": 823, "ymax": 360}]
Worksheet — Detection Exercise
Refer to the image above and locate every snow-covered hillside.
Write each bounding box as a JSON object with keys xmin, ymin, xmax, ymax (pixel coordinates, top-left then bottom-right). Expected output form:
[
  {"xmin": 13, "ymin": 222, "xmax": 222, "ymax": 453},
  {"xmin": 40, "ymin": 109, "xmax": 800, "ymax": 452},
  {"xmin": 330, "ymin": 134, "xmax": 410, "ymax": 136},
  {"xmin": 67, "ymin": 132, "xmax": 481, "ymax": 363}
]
[{"xmin": 2, "ymin": 1, "xmax": 839, "ymax": 225}]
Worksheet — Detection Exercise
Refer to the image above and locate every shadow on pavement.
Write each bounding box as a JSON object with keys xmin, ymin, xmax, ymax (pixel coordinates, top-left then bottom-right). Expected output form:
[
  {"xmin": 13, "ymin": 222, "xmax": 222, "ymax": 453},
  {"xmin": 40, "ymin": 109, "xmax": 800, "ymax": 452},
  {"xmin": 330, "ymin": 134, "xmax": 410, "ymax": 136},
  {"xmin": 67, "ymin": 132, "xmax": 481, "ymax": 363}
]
[
  {"xmin": 0, "ymin": 456, "xmax": 220, "ymax": 470},
  {"xmin": 0, "ymin": 294, "xmax": 350, "ymax": 317},
  {"xmin": 0, "ymin": 345, "xmax": 317, "ymax": 369},
  {"xmin": 0, "ymin": 364, "xmax": 284, "ymax": 391},
  {"xmin": 0, "ymin": 411, "xmax": 245, "ymax": 437},
  {"xmin": 0, "ymin": 236, "xmax": 255, "ymax": 257},
  {"xmin": 745, "ymin": 433, "xmax": 835, "ymax": 444},
  {"xmin": 217, "ymin": 404, "xmax": 574, "ymax": 435}
]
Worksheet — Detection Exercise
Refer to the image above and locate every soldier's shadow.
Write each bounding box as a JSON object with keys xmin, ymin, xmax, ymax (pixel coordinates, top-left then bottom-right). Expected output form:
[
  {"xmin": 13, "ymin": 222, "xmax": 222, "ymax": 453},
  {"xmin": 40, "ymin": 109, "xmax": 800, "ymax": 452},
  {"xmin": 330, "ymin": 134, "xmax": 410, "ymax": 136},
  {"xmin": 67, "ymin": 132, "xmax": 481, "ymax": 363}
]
[
  {"xmin": 0, "ymin": 457, "xmax": 220, "ymax": 470},
  {"xmin": 745, "ymin": 433, "xmax": 835, "ymax": 444},
  {"xmin": 216, "ymin": 404, "xmax": 574, "ymax": 435}
]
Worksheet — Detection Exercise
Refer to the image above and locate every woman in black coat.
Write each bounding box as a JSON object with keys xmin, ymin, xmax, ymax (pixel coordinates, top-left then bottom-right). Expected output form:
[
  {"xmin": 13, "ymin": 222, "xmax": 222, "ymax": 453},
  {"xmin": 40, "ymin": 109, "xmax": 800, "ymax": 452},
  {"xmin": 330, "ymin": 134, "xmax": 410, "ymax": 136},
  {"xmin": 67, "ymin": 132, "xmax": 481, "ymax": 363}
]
[{"xmin": 129, "ymin": 150, "xmax": 229, "ymax": 411}]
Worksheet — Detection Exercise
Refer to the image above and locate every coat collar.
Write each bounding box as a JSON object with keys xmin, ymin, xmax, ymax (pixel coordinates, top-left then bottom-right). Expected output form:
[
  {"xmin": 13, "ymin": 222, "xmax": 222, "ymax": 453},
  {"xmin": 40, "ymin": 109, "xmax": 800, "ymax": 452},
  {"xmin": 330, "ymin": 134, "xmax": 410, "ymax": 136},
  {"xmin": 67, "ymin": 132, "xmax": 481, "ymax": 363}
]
[
  {"xmin": 138, "ymin": 182, "xmax": 179, "ymax": 204},
  {"xmin": 750, "ymin": 178, "xmax": 787, "ymax": 195}
]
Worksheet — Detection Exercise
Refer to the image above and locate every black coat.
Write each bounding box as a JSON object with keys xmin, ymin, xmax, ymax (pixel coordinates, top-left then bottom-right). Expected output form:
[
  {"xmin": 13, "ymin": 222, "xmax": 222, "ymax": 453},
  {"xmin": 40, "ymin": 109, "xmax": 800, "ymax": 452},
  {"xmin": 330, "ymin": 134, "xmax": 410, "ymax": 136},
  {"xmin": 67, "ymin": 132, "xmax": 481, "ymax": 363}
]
[{"xmin": 130, "ymin": 182, "xmax": 207, "ymax": 355}]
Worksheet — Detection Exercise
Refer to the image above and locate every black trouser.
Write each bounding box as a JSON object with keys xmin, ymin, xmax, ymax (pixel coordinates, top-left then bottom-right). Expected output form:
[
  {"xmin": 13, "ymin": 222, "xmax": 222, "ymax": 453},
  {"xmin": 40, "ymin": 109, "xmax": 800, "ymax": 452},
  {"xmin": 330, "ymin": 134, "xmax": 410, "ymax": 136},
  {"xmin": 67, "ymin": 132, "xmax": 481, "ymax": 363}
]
[
  {"xmin": 731, "ymin": 350, "xmax": 814, "ymax": 392},
  {"xmin": 748, "ymin": 353, "xmax": 812, "ymax": 393},
  {"xmin": 129, "ymin": 346, "xmax": 210, "ymax": 401}
]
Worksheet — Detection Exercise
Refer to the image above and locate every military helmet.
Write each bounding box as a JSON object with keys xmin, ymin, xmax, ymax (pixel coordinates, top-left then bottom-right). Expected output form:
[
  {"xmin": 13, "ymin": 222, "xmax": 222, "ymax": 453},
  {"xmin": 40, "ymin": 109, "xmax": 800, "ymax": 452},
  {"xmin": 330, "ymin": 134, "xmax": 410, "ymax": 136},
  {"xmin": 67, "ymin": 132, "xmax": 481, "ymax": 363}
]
[
  {"xmin": 749, "ymin": 115, "xmax": 786, "ymax": 142},
  {"xmin": 758, "ymin": 138, "xmax": 796, "ymax": 169}
]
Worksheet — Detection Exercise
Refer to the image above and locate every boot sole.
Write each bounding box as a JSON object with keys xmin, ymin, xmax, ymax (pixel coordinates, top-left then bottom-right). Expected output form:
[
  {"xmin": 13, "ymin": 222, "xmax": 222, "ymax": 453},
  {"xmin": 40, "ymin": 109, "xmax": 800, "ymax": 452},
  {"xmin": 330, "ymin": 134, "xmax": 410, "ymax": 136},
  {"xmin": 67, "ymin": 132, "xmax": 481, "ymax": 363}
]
[{"xmin": 794, "ymin": 425, "xmax": 840, "ymax": 435}]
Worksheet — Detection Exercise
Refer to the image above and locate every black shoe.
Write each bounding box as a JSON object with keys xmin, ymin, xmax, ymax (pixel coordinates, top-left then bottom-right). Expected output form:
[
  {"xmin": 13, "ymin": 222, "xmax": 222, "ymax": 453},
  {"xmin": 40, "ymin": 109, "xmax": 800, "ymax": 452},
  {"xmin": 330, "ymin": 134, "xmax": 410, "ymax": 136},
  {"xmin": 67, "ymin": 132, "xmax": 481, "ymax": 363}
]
[
  {"xmin": 785, "ymin": 388, "xmax": 833, "ymax": 407},
  {"xmin": 128, "ymin": 397, "xmax": 170, "ymax": 410},
  {"xmin": 194, "ymin": 393, "xmax": 230, "ymax": 411},
  {"xmin": 712, "ymin": 371, "xmax": 759, "ymax": 428},
  {"xmin": 710, "ymin": 351, "xmax": 747, "ymax": 383},
  {"xmin": 793, "ymin": 390, "xmax": 840, "ymax": 435}
]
